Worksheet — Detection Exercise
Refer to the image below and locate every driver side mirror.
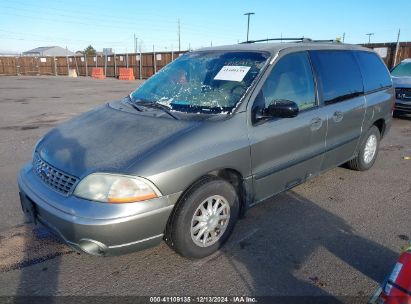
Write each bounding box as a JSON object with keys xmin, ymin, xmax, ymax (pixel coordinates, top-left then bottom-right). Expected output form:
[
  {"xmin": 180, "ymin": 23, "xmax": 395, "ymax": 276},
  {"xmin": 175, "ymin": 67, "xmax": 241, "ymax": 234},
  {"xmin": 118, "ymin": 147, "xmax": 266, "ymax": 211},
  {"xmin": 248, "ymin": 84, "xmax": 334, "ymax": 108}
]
[{"xmin": 256, "ymin": 99, "xmax": 299, "ymax": 120}]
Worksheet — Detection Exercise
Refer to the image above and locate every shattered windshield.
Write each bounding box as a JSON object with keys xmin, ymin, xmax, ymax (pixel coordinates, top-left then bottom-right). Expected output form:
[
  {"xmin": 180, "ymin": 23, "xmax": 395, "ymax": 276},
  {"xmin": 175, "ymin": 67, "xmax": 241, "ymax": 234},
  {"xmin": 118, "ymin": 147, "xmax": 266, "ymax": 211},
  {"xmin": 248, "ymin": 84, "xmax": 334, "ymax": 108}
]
[{"xmin": 130, "ymin": 51, "xmax": 269, "ymax": 114}]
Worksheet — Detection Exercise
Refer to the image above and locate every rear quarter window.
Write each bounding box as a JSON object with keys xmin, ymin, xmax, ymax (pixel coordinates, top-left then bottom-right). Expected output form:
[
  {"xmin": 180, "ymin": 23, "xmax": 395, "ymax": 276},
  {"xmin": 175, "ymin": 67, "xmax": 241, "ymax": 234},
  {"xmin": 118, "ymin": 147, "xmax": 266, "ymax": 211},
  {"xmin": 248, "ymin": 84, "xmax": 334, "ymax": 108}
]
[
  {"xmin": 354, "ymin": 51, "xmax": 392, "ymax": 93},
  {"xmin": 309, "ymin": 50, "xmax": 363, "ymax": 104}
]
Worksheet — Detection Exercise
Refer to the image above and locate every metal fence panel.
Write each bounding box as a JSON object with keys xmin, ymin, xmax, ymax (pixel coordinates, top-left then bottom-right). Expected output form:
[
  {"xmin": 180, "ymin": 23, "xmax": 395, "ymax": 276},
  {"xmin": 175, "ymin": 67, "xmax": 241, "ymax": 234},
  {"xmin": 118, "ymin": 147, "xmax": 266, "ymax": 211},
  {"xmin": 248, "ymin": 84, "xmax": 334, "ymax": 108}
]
[
  {"xmin": 361, "ymin": 42, "xmax": 411, "ymax": 68},
  {"xmin": 1, "ymin": 51, "xmax": 187, "ymax": 78},
  {"xmin": 7, "ymin": 44, "xmax": 411, "ymax": 78},
  {"xmin": 0, "ymin": 57, "xmax": 17, "ymax": 75}
]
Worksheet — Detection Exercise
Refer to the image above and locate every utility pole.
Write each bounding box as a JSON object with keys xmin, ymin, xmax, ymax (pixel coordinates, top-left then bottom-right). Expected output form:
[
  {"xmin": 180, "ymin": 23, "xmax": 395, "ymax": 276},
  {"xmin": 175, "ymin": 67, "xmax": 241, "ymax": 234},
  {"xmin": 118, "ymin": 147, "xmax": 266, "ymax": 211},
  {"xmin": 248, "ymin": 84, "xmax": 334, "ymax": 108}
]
[
  {"xmin": 244, "ymin": 12, "xmax": 255, "ymax": 42},
  {"xmin": 342, "ymin": 32, "xmax": 345, "ymax": 43},
  {"xmin": 133, "ymin": 34, "xmax": 138, "ymax": 54},
  {"xmin": 393, "ymin": 28, "xmax": 401, "ymax": 67},
  {"xmin": 366, "ymin": 33, "xmax": 374, "ymax": 44},
  {"xmin": 178, "ymin": 18, "xmax": 181, "ymax": 52}
]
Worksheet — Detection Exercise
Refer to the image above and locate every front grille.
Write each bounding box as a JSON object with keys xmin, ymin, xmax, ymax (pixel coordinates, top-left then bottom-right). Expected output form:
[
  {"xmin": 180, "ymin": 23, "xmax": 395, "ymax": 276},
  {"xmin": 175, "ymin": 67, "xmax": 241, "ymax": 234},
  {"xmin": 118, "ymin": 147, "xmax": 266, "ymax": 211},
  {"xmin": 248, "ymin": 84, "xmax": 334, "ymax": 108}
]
[
  {"xmin": 33, "ymin": 153, "xmax": 79, "ymax": 195},
  {"xmin": 395, "ymin": 87, "xmax": 411, "ymax": 101}
]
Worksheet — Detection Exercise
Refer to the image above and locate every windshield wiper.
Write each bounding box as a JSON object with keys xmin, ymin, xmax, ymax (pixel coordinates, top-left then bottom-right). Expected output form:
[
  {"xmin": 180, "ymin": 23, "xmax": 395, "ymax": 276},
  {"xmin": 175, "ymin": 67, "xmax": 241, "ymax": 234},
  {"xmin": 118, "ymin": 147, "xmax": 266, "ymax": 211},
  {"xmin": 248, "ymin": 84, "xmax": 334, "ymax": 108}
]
[
  {"xmin": 125, "ymin": 95, "xmax": 143, "ymax": 112},
  {"xmin": 135, "ymin": 100, "xmax": 179, "ymax": 120}
]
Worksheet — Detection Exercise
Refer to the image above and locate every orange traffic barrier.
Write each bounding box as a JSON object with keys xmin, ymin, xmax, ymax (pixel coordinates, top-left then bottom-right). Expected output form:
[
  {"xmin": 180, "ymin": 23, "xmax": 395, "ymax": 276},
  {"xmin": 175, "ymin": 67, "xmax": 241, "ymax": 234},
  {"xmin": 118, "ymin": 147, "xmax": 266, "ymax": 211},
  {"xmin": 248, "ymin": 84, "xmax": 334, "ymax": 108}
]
[
  {"xmin": 91, "ymin": 67, "xmax": 105, "ymax": 79},
  {"xmin": 118, "ymin": 68, "xmax": 135, "ymax": 80}
]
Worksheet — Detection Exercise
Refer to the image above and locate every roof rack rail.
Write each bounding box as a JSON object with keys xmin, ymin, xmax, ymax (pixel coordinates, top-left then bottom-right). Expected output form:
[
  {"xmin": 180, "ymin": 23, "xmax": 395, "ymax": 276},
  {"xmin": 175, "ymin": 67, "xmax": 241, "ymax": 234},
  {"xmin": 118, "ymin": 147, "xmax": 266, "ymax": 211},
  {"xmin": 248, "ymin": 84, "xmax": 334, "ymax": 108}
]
[
  {"xmin": 240, "ymin": 37, "xmax": 312, "ymax": 44},
  {"xmin": 311, "ymin": 39, "xmax": 340, "ymax": 43},
  {"xmin": 239, "ymin": 38, "xmax": 342, "ymax": 44}
]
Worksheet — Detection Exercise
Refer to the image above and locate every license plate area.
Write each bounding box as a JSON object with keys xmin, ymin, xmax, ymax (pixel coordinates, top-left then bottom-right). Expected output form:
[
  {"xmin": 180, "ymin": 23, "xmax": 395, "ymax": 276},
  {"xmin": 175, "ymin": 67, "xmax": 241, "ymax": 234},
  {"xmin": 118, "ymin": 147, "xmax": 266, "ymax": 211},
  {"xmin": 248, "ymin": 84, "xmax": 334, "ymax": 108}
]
[{"xmin": 19, "ymin": 192, "xmax": 37, "ymax": 224}]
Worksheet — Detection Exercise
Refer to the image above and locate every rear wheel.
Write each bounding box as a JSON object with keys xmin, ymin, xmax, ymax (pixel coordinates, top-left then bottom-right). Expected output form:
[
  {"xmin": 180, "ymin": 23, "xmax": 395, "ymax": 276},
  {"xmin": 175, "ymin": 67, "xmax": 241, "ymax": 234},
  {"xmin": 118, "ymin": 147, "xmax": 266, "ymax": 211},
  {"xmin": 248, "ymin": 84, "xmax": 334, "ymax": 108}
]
[
  {"xmin": 346, "ymin": 125, "xmax": 380, "ymax": 171},
  {"xmin": 167, "ymin": 176, "xmax": 239, "ymax": 259}
]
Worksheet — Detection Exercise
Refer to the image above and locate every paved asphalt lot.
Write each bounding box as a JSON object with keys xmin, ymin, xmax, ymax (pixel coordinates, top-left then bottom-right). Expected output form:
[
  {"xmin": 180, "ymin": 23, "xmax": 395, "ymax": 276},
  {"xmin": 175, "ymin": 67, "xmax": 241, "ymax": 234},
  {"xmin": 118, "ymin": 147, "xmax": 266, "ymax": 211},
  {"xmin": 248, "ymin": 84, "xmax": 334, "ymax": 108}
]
[{"xmin": 0, "ymin": 76, "xmax": 410, "ymax": 299}]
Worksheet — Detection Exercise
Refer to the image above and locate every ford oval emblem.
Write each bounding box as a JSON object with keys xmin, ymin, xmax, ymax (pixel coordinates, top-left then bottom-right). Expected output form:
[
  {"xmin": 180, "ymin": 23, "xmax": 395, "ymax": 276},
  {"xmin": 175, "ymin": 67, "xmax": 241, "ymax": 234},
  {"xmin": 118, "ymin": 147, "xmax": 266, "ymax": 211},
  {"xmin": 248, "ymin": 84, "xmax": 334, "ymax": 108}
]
[{"xmin": 40, "ymin": 167, "xmax": 50, "ymax": 179}]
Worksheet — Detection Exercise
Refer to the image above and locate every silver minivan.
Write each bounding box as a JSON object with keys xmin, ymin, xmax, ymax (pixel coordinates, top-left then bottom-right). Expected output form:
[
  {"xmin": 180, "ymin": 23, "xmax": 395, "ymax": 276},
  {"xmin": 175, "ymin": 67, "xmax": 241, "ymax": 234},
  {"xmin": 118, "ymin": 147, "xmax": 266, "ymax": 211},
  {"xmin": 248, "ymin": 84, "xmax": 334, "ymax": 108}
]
[
  {"xmin": 18, "ymin": 41, "xmax": 394, "ymax": 259},
  {"xmin": 391, "ymin": 58, "xmax": 411, "ymax": 115}
]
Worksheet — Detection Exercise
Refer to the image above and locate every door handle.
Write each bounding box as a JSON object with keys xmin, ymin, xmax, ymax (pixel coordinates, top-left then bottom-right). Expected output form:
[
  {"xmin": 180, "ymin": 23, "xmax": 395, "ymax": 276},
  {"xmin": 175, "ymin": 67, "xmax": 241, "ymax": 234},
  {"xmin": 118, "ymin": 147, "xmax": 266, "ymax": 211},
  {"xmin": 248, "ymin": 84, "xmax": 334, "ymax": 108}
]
[
  {"xmin": 310, "ymin": 117, "xmax": 322, "ymax": 131},
  {"xmin": 333, "ymin": 111, "xmax": 343, "ymax": 122}
]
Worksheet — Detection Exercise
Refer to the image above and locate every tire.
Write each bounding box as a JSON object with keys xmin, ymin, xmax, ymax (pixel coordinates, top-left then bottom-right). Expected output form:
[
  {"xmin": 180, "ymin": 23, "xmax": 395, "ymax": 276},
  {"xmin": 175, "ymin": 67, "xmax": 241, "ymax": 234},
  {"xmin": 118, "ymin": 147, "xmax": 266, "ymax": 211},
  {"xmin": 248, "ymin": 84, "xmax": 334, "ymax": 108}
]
[
  {"xmin": 346, "ymin": 125, "xmax": 381, "ymax": 171},
  {"xmin": 167, "ymin": 176, "xmax": 239, "ymax": 259}
]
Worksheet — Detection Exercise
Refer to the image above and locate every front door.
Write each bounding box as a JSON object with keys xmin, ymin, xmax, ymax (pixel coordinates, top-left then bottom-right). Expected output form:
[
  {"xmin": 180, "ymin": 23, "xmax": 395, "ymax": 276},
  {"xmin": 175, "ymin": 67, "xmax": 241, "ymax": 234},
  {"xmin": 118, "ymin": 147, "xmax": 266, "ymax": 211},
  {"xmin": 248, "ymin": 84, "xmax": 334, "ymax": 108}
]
[{"xmin": 248, "ymin": 51, "xmax": 327, "ymax": 203}]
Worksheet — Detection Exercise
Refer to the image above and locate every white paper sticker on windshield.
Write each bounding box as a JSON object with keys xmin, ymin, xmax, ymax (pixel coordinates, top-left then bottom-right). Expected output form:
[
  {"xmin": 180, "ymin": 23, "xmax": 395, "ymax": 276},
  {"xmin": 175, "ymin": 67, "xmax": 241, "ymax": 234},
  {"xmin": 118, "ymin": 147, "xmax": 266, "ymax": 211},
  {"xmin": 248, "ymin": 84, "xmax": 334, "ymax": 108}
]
[{"xmin": 214, "ymin": 66, "xmax": 251, "ymax": 82}]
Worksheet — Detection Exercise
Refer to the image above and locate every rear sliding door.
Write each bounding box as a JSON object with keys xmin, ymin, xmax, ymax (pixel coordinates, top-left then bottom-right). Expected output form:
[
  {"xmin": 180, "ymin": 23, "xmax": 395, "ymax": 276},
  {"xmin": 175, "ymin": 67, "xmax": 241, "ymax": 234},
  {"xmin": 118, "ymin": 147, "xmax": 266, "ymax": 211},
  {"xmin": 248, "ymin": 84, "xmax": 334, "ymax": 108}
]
[{"xmin": 309, "ymin": 50, "xmax": 366, "ymax": 171}]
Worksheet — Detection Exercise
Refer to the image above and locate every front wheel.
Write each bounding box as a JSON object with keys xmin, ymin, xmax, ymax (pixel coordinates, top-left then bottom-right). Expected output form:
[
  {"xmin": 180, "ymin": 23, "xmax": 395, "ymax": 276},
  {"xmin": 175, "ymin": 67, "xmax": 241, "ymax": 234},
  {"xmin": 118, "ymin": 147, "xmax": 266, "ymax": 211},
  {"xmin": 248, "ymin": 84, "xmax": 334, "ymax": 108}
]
[
  {"xmin": 346, "ymin": 125, "xmax": 381, "ymax": 171},
  {"xmin": 167, "ymin": 176, "xmax": 239, "ymax": 259}
]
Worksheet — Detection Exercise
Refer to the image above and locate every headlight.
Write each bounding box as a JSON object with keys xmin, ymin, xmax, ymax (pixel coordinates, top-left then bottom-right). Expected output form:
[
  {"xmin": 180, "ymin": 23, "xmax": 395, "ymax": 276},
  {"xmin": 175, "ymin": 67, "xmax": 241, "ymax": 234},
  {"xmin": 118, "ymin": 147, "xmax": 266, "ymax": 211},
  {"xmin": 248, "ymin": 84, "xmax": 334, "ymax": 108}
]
[{"xmin": 74, "ymin": 173, "xmax": 161, "ymax": 203}]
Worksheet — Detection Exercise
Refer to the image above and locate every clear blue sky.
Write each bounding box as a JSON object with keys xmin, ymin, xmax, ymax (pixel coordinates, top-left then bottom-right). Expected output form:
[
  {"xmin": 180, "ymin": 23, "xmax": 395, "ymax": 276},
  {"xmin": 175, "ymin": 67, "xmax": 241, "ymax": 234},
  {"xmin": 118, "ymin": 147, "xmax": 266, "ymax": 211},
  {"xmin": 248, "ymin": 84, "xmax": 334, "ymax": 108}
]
[{"xmin": 0, "ymin": 0, "xmax": 410, "ymax": 53}]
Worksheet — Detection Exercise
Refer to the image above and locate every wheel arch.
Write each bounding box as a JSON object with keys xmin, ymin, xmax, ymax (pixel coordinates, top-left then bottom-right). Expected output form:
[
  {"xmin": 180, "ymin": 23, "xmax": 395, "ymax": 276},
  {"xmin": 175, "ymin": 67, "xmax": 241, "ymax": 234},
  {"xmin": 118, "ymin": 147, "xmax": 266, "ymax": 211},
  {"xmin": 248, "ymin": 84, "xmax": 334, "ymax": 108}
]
[
  {"xmin": 163, "ymin": 168, "xmax": 251, "ymax": 246},
  {"xmin": 373, "ymin": 118, "xmax": 386, "ymax": 137}
]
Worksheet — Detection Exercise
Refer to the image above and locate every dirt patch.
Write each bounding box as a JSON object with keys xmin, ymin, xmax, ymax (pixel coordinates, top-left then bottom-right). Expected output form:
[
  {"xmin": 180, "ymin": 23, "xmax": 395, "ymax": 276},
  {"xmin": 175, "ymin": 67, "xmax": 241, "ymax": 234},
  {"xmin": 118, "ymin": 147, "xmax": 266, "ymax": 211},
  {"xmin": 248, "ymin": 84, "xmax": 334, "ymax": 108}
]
[
  {"xmin": 0, "ymin": 125, "xmax": 42, "ymax": 131},
  {"xmin": 327, "ymin": 195, "xmax": 344, "ymax": 202},
  {"xmin": 14, "ymin": 98, "xmax": 28, "ymax": 103},
  {"xmin": 21, "ymin": 125, "xmax": 40, "ymax": 130},
  {"xmin": 380, "ymin": 144, "xmax": 404, "ymax": 151},
  {"xmin": 309, "ymin": 276, "xmax": 327, "ymax": 288},
  {"xmin": 34, "ymin": 119, "xmax": 59, "ymax": 124},
  {"xmin": 0, "ymin": 113, "xmax": 74, "ymax": 131},
  {"xmin": 398, "ymin": 234, "xmax": 409, "ymax": 241},
  {"xmin": 107, "ymin": 90, "xmax": 126, "ymax": 93},
  {"xmin": 0, "ymin": 225, "xmax": 74, "ymax": 272},
  {"xmin": 0, "ymin": 98, "xmax": 28, "ymax": 103},
  {"xmin": 400, "ymin": 128, "xmax": 411, "ymax": 135}
]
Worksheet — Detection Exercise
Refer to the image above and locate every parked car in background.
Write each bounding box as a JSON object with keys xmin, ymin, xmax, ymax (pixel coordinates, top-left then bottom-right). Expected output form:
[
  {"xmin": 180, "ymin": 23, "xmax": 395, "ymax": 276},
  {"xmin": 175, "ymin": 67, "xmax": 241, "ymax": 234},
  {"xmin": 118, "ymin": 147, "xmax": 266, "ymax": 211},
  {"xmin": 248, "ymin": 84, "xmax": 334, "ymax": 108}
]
[
  {"xmin": 18, "ymin": 40, "xmax": 394, "ymax": 259},
  {"xmin": 391, "ymin": 58, "xmax": 411, "ymax": 116}
]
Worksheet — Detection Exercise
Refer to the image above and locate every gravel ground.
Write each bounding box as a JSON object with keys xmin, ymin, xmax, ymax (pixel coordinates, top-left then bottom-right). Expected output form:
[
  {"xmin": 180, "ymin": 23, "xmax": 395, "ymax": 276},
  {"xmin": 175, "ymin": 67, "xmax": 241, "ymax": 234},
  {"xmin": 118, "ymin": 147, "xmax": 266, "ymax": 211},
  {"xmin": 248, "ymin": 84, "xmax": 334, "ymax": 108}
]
[{"xmin": 0, "ymin": 76, "xmax": 410, "ymax": 300}]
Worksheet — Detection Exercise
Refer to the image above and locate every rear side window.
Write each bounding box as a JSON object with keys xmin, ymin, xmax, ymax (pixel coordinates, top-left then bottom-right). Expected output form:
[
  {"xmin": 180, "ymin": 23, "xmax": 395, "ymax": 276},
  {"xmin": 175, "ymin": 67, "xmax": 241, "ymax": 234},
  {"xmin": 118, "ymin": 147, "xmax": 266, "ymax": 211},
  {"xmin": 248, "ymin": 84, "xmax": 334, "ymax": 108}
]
[
  {"xmin": 310, "ymin": 50, "xmax": 363, "ymax": 104},
  {"xmin": 355, "ymin": 51, "xmax": 392, "ymax": 92}
]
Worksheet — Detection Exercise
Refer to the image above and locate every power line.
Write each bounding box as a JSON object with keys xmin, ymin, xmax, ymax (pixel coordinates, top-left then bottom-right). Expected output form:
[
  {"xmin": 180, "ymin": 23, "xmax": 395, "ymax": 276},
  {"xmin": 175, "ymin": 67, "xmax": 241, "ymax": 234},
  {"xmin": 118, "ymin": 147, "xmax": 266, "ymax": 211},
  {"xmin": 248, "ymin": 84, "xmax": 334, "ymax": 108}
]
[
  {"xmin": 0, "ymin": 9, "xmax": 237, "ymax": 48},
  {"xmin": 1, "ymin": 1, "xmax": 178, "ymax": 25},
  {"xmin": 0, "ymin": 3, "xmax": 240, "ymax": 40},
  {"xmin": 0, "ymin": 29, "xmax": 129, "ymax": 45},
  {"xmin": 1, "ymin": 1, "xmax": 239, "ymax": 35},
  {"xmin": 0, "ymin": 5, "xmax": 242, "ymax": 51}
]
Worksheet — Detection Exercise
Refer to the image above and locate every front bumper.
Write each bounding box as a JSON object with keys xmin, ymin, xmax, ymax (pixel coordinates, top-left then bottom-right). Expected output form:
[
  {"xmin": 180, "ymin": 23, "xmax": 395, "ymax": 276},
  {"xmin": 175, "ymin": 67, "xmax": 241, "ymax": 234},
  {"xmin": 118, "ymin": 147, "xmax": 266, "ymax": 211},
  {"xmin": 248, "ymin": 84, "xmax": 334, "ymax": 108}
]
[
  {"xmin": 394, "ymin": 99, "xmax": 411, "ymax": 114},
  {"xmin": 18, "ymin": 164, "xmax": 181, "ymax": 256}
]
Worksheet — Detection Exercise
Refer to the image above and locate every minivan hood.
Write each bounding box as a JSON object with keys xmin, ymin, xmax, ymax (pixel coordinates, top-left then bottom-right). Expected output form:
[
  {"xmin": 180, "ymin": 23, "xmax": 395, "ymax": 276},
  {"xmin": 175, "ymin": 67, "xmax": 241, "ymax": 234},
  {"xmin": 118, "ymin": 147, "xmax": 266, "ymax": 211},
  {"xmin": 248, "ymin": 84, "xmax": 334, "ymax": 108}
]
[
  {"xmin": 392, "ymin": 76, "xmax": 411, "ymax": 87},
  {"xmin": 36, "ymin": 103, "xmax": 200, "ymax": 177}
]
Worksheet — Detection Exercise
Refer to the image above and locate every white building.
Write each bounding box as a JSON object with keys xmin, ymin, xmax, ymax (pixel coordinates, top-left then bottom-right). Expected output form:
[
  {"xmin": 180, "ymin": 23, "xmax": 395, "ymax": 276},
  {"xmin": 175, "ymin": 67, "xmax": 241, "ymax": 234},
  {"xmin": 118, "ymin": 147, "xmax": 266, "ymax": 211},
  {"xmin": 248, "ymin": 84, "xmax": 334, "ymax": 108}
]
[{"xmin": 22, "ymin": 46, "xmax": 74, "ymax": 56}]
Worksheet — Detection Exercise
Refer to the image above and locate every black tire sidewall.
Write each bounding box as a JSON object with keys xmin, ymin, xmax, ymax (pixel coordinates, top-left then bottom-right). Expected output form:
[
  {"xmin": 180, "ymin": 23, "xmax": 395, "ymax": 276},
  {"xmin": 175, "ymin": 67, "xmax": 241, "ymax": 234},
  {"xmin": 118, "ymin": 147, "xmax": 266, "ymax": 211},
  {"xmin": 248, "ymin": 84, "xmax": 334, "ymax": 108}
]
[
  {"xmin": 358, "ymin": 126, "xmax": 380, "ymax": 170},
  {"xmin": 171, "ymin": 178, "xmax": 239, "ymax": 259}
]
